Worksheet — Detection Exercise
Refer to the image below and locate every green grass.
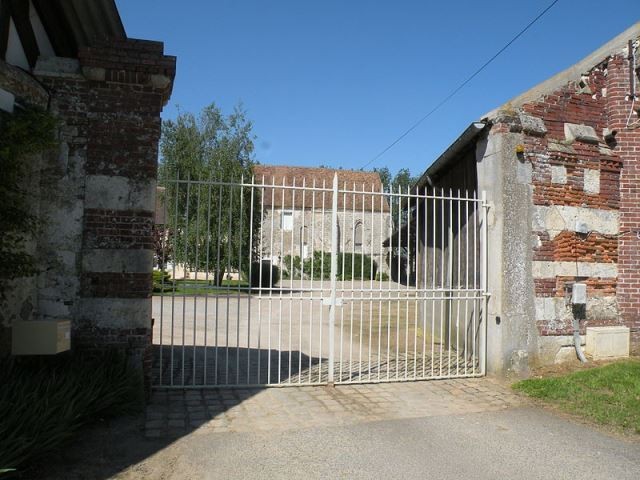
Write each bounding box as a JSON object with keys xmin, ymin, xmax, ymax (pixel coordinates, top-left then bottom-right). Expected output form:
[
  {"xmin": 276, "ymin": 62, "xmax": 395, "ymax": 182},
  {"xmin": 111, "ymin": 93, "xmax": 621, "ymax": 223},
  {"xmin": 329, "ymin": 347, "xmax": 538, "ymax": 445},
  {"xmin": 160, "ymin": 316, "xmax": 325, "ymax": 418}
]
[{"xmin": 513, "ymin": 360, "xmax": 640, "ymax": 433}]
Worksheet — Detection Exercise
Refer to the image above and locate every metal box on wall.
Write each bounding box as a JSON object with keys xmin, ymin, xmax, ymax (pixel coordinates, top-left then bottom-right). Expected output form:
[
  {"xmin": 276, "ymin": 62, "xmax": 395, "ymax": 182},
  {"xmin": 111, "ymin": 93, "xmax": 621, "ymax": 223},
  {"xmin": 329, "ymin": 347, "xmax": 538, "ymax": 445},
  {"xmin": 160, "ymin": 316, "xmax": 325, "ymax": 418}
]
[
  {"xmin": 12, "ymin": 320, "xmax": 71, "ymax": 355},
  {"xmin": 586, "ymin": 326, "xmax": 630, "ymax": 361}
]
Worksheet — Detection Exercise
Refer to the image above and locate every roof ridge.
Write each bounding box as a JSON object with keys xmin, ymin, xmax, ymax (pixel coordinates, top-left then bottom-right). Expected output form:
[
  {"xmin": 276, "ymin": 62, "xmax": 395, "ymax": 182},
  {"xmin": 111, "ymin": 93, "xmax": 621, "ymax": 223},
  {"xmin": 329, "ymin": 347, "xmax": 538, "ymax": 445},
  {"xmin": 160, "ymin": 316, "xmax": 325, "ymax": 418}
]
[
  {"xmin": 254, "ymin": 164, "xmax": 376, "ymax": 174},
  {"xmin": 484, "ymin": 21, "xmax": 640, "ymax": 119}
]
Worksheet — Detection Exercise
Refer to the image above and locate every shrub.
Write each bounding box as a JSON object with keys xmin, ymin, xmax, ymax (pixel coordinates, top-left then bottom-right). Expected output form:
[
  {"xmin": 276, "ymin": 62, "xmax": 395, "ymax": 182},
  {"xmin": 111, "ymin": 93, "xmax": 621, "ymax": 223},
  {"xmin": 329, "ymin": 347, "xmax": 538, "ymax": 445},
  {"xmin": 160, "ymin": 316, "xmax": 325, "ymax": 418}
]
[
  {"xmin": 375, "ymin": 271, "xmax": 390, "ymax": 281},
  {"xmin": 152, "ymin": 270, "xmax": 172, "ymax": 292},
  {"xmin": 280, "ymin": 251, "xmax": 378, "ymax": 281},
  {"xmin": 338, "ymin": 252, "xmax": 378, "ymax": 281},
  {"xmin": 0, "ymin": 350, "xmax": 143, "ymax": 475},
  {"xmin": 307, "ymin": 251, "xmax": 332, "ymax": 280},
  {"xmin": 282, "ymin": 252, "xmax": 332, "ymax": 280},
  {"xmin": 281, "ymin": 255, "xmax": 302, "ymax": 280},
  {"xmin": 250, "ymin": 261, "xmax": 280, "ymax": 289}
]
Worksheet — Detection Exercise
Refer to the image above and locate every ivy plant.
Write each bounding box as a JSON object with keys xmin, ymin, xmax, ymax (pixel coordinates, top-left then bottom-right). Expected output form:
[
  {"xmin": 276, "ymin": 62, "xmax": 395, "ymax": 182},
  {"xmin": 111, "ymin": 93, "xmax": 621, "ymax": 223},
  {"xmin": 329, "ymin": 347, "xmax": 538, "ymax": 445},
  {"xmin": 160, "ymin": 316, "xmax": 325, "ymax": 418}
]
[{"xmin": 0, "ymin": 106, "xmax": 57, "ymax": 299}]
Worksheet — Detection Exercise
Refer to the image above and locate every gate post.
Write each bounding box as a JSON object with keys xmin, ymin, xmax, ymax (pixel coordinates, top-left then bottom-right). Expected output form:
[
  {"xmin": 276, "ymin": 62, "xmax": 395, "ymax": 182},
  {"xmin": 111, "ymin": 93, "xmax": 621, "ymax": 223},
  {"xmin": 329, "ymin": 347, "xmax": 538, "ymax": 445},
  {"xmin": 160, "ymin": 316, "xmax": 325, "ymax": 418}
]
[
  {"xmin": 328, "ymin": 173, "xmax": 339, "ymax": 384},
  {"xmin": 480, "ymin": 190, "xmax": 489, "ymax": 375}
]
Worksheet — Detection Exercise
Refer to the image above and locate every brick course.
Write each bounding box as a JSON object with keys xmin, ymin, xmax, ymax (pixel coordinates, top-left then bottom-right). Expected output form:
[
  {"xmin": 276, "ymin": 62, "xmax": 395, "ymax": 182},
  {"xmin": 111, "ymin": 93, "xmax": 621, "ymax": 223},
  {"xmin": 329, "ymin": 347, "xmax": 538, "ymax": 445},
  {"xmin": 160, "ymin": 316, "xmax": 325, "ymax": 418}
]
[
  {"xmin": 533, "ymin": 231, "xmax": 618, "ymax": 263},
  {"xmin": 81, "ymin": 272, "xmax": 152, "ymax": 298},
  {"xmin": 83, "ymin": 209, "xmax": 155, "ymax": 250},
  {"xmin": 534, "ymin": 277, "xmax": 617, "ymax": 298},
  {"xmin": 33, "ymin": 38, "xmax": 175, "ymax": 389}
]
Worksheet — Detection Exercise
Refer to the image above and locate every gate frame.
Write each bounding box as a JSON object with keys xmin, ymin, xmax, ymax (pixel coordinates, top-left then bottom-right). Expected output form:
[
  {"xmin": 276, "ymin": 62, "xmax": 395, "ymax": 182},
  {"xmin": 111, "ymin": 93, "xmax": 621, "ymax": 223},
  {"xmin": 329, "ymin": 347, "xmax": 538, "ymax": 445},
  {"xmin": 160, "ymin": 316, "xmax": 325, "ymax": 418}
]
[{"xmin": 152, "ymin": 173, "xmax": 490, "ymax": 388}]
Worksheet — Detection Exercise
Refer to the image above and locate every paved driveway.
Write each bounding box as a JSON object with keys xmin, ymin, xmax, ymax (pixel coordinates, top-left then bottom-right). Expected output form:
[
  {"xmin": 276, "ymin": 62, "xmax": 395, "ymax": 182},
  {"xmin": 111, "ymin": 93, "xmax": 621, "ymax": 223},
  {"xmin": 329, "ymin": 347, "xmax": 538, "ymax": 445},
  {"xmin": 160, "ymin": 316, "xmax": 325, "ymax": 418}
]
[
  {"xmin": 132, "ymin": 408, "xmax": 640, "ymax": 480},
  {"xmin": 38, "ymin": 378, "xmax": 640, "ymax": 479},
  {"xmin": 113, "ymin": 378, "xmax": 640, "ymax": 480}
]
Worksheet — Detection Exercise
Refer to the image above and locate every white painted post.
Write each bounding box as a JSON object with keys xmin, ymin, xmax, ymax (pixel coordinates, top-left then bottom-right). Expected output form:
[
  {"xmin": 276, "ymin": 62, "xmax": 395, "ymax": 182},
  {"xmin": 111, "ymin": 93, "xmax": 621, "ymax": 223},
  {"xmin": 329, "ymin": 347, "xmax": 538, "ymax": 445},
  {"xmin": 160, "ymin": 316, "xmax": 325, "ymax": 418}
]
[
  {"xmin": 328, "ymin": 173, "xmax": 339, "ymax": 384},
  {"xmin": 480, "ymin": 190, "xmax": 488, "ymax": 376}
]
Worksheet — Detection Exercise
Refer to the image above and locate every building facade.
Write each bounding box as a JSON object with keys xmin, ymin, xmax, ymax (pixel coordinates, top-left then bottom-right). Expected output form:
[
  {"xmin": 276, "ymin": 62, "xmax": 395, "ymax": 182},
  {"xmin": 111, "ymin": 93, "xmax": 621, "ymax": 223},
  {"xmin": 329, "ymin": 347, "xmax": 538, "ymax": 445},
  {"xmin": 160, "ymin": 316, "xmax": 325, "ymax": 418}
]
[
  {"xmin": 407, "ymin": 23, "xmax": 640, "ymax": 373},
  {"xmin": 254, "ymin": 165, "xmax": 392, "ymax": 277},
  {"xmin": 0, "ymin": 1, "xmax": 175, "ymax": 388}
]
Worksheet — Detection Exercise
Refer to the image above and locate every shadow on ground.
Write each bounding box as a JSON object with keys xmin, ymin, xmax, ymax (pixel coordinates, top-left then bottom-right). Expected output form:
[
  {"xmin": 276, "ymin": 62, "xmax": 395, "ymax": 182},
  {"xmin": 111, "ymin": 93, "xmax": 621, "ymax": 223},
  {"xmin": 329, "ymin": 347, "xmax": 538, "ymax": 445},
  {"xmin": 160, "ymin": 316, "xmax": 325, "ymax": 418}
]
[
  {"xmin": 28, "ymin": 346, "xmax": 317, "ymax": 480},
  {"xmin": 153, "ymin": 345, "xmax": 326, "ymax": 386},
  {"xmin": 29, "ymin": 345, "xmax": 478, "ymax": 479}
]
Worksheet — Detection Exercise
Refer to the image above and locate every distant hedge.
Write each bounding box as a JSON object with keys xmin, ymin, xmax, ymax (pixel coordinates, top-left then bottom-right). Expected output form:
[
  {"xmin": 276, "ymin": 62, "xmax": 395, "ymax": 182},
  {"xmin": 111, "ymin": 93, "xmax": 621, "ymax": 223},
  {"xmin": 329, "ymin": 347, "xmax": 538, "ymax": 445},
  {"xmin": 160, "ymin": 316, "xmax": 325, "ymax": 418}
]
[{"xmin": 281, "ymin": 251, "xmax": 378, "ymax": 281}]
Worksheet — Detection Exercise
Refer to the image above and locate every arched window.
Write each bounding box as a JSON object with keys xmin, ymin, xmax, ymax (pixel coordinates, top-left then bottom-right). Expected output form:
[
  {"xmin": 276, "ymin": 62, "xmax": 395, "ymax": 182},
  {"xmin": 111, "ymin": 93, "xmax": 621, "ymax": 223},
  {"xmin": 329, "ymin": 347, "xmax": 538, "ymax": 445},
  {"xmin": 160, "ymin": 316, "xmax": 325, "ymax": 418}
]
[{"xmin": 354, "ymin": 221, "xmax": 363, "ymax": 249}]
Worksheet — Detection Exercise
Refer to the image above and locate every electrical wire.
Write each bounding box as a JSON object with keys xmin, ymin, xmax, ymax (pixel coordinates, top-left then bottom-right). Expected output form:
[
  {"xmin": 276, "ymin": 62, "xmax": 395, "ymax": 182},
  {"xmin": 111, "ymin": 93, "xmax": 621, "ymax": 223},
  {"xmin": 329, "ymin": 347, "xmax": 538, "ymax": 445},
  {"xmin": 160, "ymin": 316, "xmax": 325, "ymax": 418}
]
[{"xmin": 361, "ymin": 0, "xmax": 561, "ymax": 170}]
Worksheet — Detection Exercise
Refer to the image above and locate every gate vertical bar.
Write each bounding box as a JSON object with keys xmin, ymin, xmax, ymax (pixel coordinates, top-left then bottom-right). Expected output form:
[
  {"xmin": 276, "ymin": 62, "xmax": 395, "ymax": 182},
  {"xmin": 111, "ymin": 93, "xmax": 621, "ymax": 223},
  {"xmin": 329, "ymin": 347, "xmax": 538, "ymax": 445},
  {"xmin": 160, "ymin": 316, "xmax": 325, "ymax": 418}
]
[
  {"xmin": 328, "ymin": 173, "xmax": 339, "ymax": 384},
  {"xmin": 480, "ymin": 190, "xmax": 488, "ymax": 375}
]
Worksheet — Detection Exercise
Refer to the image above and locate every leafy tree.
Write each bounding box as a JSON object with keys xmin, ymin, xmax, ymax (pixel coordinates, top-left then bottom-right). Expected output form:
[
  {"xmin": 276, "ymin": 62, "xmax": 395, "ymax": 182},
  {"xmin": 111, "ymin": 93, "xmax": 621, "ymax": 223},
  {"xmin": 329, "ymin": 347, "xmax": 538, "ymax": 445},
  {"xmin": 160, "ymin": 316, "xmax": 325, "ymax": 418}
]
[
  {"xmin": 159, "ymin": 103, "xmax": 258, "ymax": 285},
  {"xmin": 372, "ymin": 166, "xmax": 391, "ymax": 187},
  {"xmin": 390, "ymin": 168, "xmax": 417, "ymax": 192}
]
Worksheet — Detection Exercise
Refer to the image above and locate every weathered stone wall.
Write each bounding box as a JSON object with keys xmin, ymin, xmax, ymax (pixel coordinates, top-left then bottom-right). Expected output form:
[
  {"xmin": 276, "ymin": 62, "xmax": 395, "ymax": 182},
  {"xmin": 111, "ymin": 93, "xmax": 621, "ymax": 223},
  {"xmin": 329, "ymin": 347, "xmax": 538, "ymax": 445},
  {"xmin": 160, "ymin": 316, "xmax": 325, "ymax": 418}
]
[
  {"xmin": 0, "ymin": 61, "xmax": 50, "ymax": 353},
  {"xmin": 0, "ymin": 39, "xmax": 175, "ymax": 389},
  {"xmin": 261, "ymin": 209, "xmax": 392, "ymax": 275}
]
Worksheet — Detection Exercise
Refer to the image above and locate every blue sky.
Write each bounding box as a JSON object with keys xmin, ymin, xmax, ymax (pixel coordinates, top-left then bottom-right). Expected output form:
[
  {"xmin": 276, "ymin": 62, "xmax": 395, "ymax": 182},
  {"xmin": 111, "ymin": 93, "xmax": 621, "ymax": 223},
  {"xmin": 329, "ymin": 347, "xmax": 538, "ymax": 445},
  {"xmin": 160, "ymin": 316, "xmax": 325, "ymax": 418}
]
[{"xmin": 117, "ymin": 1, "xmax": 638, "ymax": 177}]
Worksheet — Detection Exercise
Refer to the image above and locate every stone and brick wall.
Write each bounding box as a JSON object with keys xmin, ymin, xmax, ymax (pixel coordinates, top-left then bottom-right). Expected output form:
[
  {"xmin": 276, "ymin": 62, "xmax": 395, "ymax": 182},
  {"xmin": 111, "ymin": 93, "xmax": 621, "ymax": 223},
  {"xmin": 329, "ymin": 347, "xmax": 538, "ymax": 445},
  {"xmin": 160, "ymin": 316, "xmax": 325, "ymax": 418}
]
[
  {"xmin": 607, "ymin": 51, "xmax": 640, "ymax": 354},
  {"xmin": 39, "ymin": 39, "xmax": 174, "ymax": 388},
  {"xmin": 0, "ymin": 37, "xmax": 175, "ymax": 390},
  {"xmin": 489, "ymin": 38, "xmax": 639, "ymax": 362},
  {"xmin": 0, "ymin": 61, "xmax": 50, "ymax": 353}
]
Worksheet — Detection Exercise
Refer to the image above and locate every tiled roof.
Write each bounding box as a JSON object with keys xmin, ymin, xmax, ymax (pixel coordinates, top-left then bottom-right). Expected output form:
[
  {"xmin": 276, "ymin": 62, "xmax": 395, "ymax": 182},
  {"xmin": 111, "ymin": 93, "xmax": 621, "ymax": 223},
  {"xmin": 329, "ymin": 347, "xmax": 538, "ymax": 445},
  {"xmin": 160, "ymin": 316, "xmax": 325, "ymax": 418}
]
[{"xmin": 253, "ymin": 165, "xmax": 390, "ymax": 212}]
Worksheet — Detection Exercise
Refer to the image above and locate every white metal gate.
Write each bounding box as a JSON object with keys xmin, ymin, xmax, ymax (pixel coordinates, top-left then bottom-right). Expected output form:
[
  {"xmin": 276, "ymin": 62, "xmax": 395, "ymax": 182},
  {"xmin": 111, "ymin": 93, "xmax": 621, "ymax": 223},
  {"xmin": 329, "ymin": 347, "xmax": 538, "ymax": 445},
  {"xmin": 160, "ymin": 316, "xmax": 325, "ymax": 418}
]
[{"xmin": 152, "ymin": 173, "xmax": 488, "ymax": 387}]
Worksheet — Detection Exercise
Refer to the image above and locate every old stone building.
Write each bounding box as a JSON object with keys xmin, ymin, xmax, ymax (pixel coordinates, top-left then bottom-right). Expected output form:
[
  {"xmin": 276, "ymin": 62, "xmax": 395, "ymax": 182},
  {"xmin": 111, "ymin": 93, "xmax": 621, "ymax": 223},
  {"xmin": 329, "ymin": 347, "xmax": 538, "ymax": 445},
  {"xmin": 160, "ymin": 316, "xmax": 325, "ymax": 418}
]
[
  {"xmin": 406, "ymin": 23, "xmax": 639, "ymax": 373},
  {"xmin": 0, "ymin": 1, "xmax": 175, "ymax": 386},
  {"xmin": 254, "ymin": 165, "xmax": 392, "ymax": 276}
]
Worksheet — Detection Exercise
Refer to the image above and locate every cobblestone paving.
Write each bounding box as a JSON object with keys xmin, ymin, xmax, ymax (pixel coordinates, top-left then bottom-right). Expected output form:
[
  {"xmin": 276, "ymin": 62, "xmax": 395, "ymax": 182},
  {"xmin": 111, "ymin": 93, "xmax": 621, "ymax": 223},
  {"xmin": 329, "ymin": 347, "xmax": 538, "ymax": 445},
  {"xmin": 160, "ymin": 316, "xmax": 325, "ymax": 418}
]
[{"xmin": 145, "ymin": 378, "xmax": 524, "ymax": 438}]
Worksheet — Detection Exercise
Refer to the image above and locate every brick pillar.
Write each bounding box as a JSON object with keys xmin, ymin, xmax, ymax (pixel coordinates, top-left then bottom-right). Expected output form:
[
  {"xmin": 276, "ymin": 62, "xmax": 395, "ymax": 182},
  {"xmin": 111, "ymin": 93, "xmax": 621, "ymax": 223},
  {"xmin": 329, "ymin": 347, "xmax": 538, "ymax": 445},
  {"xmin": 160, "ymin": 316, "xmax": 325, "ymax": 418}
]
[
  {"xmin": 607, "ymin": 51, "xmax": 640, "ymax": 353},
  {"xmin": 35, "ymin": 39, "xmax": 175, "ymax": 388}
]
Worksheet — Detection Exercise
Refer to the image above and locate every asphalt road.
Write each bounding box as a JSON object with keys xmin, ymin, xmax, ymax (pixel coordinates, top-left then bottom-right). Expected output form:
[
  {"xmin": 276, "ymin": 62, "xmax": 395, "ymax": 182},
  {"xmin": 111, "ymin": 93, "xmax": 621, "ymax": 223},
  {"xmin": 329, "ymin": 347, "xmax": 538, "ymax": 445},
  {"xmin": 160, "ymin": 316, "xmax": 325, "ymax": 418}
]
[{"xmin": 123, "ymin": 406, "xmax": 640, "ymax": 480}]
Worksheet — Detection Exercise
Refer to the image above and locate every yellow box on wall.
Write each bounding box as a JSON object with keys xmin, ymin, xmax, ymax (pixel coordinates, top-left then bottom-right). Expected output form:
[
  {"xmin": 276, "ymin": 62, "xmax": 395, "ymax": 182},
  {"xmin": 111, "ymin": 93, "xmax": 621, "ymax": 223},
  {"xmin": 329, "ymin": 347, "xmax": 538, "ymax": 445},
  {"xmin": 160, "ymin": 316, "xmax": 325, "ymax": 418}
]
[{"xmin": 12, "ymin": 320, "xmax": 71, "ymax": 355}]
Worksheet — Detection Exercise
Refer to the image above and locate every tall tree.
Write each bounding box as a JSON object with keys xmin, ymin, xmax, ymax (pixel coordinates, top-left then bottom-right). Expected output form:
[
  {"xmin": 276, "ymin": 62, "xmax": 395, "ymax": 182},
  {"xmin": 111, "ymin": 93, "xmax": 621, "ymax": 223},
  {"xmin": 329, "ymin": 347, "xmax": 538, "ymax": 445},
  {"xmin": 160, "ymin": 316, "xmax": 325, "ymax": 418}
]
[
  {"xmin": 159, "ymin": 103, "xmax": 258, "ymax": 284},
  {"xmin": 371, "ymin": 166, "xmax": 417, "ymax": 191}
]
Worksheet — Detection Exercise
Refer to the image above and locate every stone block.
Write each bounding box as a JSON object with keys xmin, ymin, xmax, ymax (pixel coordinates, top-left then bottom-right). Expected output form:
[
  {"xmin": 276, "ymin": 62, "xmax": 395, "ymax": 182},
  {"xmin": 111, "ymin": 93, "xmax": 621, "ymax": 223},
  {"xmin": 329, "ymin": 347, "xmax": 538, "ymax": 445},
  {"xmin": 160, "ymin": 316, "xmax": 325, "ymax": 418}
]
[
  {"xmin": 532, "ymin": 261, "xmax": 617, "ymax": 278},
  {"xmin": 586, "ymin": 326, "xmax": 630, "ymax": 360},
  {"xmin": 82, "ymin": 249, "xmax": 153, "ymax": 273},
  {"xmin": 516, "ymin": 161, "xmax": 532, "ymax": 184},
  {"xmin": 519, "ymin": 114, "xmax": 547, "ymax": 136},
  {"xmin": 551, "ymin": 165, "xmax": 567, "ymax": 184},
  {"xmin": 34, "ymin": 57, "xmax": 81, "ymax": 77},
  {"xmin": 82, "ymin": 66, "xmax": 106, "ymax": 81},
  {"xmin": 77, "ymin": 298, "xmax": 151, "ymax": 329},
  {"xmin": 547, "ymin": 141, "xmax": 576, "ymax": 154},
  {"xmin": 85, "ymin": 175, "xmax": 156, "ymax": 211},
  {"xmin": 564, "ymin": 123, "xmax": 599, "ymax": 144},
  {"xmin": 534, "ymin": 297, "xmax": 557, "ymax": 321},
  {"xmin": 537, "ymin": 335, "xmax": 585, "ymax": 365},
  {"xmin": 531, "ymin": 205, "xmax": 619, "ymax": 239},
  {"xmin": 583, "ymin": 168, "xmax": 600, "ymax": 194}
]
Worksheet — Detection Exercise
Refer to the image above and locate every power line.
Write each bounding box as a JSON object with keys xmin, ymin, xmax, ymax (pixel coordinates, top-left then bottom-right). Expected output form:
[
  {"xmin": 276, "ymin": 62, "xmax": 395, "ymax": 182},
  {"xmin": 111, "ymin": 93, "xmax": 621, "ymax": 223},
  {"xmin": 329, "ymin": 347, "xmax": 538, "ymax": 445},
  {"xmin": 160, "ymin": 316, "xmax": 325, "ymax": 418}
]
[{"xmin": 361, "ymin": 0, "xmax": 560, "ymax": 170}]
